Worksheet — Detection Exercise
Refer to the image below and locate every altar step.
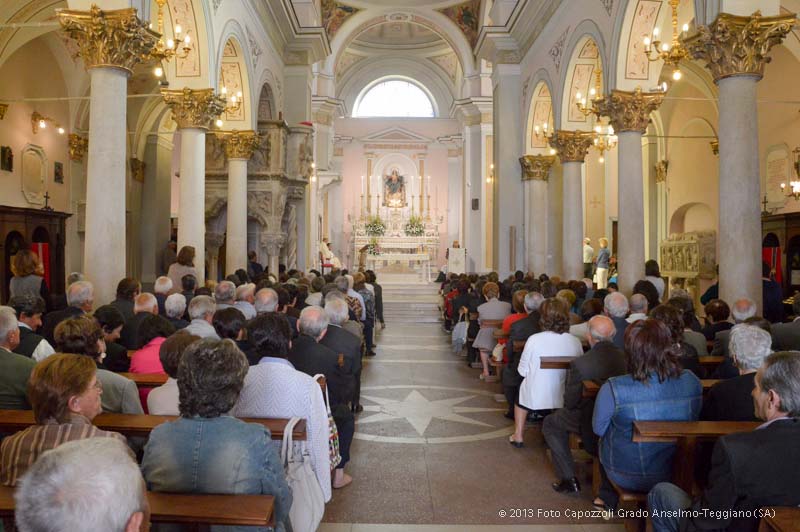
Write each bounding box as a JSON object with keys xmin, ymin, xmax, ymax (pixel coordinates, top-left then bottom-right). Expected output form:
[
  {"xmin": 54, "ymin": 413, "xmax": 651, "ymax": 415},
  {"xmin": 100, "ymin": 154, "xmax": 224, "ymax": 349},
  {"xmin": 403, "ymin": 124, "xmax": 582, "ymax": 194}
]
[
  {"xmin": 380, "ymin": 282, "xmax": 442, "ymax": 323},
  {"xmin": 375, "ymin": 272, "xmax": 433, "ymax": 285}
]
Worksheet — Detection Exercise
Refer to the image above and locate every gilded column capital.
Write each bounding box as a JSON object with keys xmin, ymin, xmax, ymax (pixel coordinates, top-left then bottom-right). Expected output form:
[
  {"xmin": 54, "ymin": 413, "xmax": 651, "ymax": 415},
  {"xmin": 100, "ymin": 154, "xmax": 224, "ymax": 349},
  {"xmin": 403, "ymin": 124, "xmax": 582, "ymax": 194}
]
[
  {"xmin": 548, "ymin": 130, "xmax": 594, "ymax": 163},
  {"xmin": 519, "ymin": 155, "xmax": 556, "ymax": 181},
  {"xmin": 655, "ymin": 160, "xmax": 669, "ymax": 183},
  {"xmin": 58, "ymin": 4, "xmax": 158, "ymax": 74},
  {"xmin": 161, "ymin": 88, "xmax": 226, "ymax": 130},
  {"xmin": 594, "ymin": 88, "xmax": 664, "ymax": 133},
  {"xmin": 68, "ymin": 134, "xmax": 88, "ymax": 162},
  {"xmin": 222, "ymin": 130, "xmax": 260, "ymax": 160},
  {"xmin": 685, "ymin": 10, "xmax": 796, "ymax": 82}
]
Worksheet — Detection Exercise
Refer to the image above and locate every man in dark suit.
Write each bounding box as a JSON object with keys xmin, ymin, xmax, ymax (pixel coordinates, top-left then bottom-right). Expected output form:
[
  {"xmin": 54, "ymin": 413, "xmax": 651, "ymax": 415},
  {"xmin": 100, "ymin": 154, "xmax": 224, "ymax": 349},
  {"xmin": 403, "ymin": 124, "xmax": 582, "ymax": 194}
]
[
  {"xmin": 109, "ymin": 277, "xmax": 140, "ymax": 322},
  {"xmin": 288, "ymin": 305, "xmax": 355, "ymax": 489},
  {"xmin": 603, "ymin": 292, "xmax": 629, "ymax": 349},
  {"xmin": 771, "ymin": 298, "xmax": 800, "ymax": 350},
  {"xmin": 702, "ymin": 324, "xmax": 771, "ymax": 422},
  {"xmin": 502, "ymin": 292, "xmax": 543, "ymax": 415},
  {"xmin": 9, "ymin": 295, "xmax": 54, "ymax": 361},
  {"xmin": 649, "ymin": 351, "xmax": 800, "ymax": 532},
  {"xmin": 118, "ymin": 293, "xmax": 158, "ymax": 350},
  {"xmin": 40, "ymin": 281, "xmax": 93, "ymax": 345},
  {"xmin": 542, "ymin": 316, "xmax": 626, "ymax": 493},
  {"xmin": 322, "ymin": 298, "xmax": 363, "ymax": 412}
]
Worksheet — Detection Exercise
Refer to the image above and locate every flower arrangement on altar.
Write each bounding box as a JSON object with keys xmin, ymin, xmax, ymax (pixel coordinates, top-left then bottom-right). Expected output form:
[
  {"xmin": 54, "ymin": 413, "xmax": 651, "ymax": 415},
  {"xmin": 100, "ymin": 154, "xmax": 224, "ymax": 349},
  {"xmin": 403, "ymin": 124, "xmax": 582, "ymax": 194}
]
[
  {"xmin": 403, "ymin": 215, "xmax": 425, "ymax": 237},
  {"xmin": 365, "ymin": 215, "xmax": 386, "ymax": 236},
  {"xmin": 367, "ymin": 237, "xmax": 381, "ymax": 255}
]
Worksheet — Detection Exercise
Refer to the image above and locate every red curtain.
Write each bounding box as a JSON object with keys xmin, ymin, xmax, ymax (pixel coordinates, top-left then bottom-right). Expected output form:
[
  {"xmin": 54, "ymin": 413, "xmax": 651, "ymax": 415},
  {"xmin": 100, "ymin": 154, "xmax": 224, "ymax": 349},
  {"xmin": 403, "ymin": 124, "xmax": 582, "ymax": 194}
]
[
  {"xmin": 31, "ymin": 242, "xmax": 50, "ymax": 289},
  {"xmin": 762, "ymin": 246, "xmax": 782, "ymax": 285}
]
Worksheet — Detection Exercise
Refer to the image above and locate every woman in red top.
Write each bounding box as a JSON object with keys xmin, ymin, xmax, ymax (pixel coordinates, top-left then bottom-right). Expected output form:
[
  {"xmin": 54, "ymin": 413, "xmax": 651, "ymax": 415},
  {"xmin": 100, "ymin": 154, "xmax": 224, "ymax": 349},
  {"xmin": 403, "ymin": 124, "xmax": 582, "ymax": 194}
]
[
  {"xmin": 498, "ymin": 289, "xmax": 528, "ymax": 362},
  {"xmin": 130, "ymin": 314, "xmax": 176, "ymax": 411}
]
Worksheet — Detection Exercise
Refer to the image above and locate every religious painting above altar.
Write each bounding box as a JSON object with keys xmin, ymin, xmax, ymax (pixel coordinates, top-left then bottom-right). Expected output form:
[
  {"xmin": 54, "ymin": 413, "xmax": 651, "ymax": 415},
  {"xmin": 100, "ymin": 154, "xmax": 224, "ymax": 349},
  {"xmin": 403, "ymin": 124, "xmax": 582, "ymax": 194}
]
[{"xmin": 384, "ymin": 168, "xmax": 407, "ymax": 208}]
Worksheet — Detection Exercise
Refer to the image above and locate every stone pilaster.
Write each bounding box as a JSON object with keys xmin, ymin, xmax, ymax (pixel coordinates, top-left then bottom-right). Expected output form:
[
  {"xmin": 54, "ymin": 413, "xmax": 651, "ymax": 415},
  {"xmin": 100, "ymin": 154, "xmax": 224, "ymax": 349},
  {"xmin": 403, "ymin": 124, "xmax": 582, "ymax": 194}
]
[
  {"xmin": 520, "ymin": 155, "xmax": 556, "ymax": 274},
  {"xmin": 163, "ymin": 88, "xmax": 226, "ymax": 282},
  {"xmin": 686, "ymin": 10, "xmax": 795, "ymax": 309},
  {"xmin": 595, "ymin": 89, "xmax": 664, "ymax": 293},
  {"xmin": 549, "ymin": 131, "xmax": 593, "ymax": 281},
  {"xmin": 58, "ymin": 5, "xmax": 158, "ymax": 305},
  {"xmin": 222, "ymin": 130, "xmax": 259, "ymax": 276}
]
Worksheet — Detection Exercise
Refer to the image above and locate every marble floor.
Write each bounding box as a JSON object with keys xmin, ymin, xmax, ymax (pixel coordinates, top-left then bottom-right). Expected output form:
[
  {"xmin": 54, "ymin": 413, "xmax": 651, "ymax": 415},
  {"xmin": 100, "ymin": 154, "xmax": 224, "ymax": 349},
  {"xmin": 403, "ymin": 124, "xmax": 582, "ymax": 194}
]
[{"xmin": 321, "ymin": 283, "xmax": 624, "ymax": 530}]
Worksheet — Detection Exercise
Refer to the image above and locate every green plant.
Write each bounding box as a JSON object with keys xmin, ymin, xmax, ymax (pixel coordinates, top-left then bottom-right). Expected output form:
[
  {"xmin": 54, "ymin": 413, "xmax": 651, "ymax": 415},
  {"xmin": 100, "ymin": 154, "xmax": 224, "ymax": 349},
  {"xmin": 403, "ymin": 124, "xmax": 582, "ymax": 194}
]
[
  {"xmin": 404, "ymin": 215, "xmax": 425, "ymax": 237},
  {"xmin": 367, "ymin": 237, "xmax": 381, "ymax": 255},
  {"xmin": 365, "ymin": 216, "xmax": 386, "ymax": 236}
]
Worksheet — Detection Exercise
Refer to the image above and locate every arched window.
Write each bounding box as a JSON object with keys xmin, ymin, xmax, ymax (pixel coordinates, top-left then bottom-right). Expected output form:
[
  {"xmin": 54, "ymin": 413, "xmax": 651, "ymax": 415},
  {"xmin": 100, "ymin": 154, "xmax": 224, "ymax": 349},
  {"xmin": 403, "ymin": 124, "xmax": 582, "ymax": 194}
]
[{"xmin": 354, "ymin": 79, "xmax": 435, "ymax": 118}]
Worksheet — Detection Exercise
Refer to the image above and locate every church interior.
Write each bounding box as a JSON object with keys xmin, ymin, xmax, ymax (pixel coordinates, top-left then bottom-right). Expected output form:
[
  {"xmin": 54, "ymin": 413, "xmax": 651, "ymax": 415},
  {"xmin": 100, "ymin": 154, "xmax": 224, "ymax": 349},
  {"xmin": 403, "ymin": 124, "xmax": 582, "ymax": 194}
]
[{"xmin": 1, "ymin": 0, "xmax": 800, "ymax": 531}]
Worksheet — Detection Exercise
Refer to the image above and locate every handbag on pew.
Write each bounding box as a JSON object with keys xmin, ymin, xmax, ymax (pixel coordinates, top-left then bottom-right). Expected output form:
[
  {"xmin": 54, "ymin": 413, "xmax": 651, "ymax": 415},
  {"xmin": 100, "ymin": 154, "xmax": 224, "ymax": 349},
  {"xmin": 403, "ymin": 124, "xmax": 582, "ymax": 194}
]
[
  {"xmin": 314, "ymin": 373, "xmax": 342, "ymax": 469},
  {"xmin": 281, "ymin": 416, "xmax": 325, "ymax": 532}
]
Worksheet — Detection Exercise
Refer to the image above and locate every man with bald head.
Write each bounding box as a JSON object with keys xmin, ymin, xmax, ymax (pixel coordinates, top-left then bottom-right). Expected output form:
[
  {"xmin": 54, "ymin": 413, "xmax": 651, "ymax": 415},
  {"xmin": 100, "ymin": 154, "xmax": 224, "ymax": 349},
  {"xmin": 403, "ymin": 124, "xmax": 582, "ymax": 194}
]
[{"xmin": 542, "ymin": 315, "xmax": 627, "ymax": 494}]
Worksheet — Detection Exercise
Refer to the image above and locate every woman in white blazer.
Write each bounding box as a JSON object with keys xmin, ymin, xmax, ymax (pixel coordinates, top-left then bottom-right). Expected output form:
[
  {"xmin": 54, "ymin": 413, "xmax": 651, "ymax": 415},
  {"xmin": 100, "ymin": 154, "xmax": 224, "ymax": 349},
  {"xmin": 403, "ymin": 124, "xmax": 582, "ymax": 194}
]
[{"xmin": 510, "ymin": 297, "xmax": 583, "ymax": 447}]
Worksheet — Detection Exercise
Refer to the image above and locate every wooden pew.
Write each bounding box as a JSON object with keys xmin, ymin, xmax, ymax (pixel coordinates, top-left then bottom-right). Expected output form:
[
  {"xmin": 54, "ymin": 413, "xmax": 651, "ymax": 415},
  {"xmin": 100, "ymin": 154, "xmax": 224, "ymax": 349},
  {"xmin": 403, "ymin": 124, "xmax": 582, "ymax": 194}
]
[
  {"xmin": 759, "ymin": 507, "xmax": 800, "ymax": 532},
  {"xmin": 632, "ymin": 420, "xmax": 759, "ymax": 493},
  {"xmin": 120, "ymin": 372, "xmax": 168, "ymax": 388},
  {"xmin": 539, "ymin": 356, "xmax": 577, "ymax": 369},
  {"xmin": 0, "ymin": 485, "xmax": 274, "ymax": 527},
  {"xmin": 699, "ymin": 356, "xmax": 724, "ymax": 369},
  {"xmin": 582, "ymin": 379, "xmax": 721, "ymax": 398},
  {"xmin": 0, "ymin": 410, "xmax": 306, "ymax": 441}
]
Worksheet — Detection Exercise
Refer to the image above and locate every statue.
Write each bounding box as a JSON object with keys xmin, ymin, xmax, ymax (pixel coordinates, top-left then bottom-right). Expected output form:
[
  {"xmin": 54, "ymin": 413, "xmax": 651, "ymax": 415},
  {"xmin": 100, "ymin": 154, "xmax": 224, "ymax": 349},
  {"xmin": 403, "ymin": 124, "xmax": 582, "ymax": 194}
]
[{"xmin": 383, "ymin": 168, "xmax": 406, "ymax": 208}]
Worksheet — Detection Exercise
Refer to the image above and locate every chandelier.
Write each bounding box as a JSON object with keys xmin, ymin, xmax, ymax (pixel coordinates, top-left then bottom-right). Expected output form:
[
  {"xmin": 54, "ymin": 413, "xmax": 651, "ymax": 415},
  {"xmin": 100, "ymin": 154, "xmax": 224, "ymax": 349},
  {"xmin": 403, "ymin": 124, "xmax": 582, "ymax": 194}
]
[
  {"xmin": 31, "ymin": 111, "xmax": 65, "ymax": 135},
  {"xmin": 150, "ymin": 0, "xmax": 192, "ymax": 78},
  {"xmin": 571, "ymin": 61, "xmax": 617, "ymax": 163},
  {"xmin": 212, "ymin": 86, "xmax": 243, "ymax": 128},
  {"xmin": 643, "ymin": 0, "xmax": 690, "ymax": 81},
  {"xmin": 531, "ymin": 124, "xmax": 558, "ymax": 156},
  {"xmin": 592, "ymin": 123, "xmax": 617, "ymax": 163}
]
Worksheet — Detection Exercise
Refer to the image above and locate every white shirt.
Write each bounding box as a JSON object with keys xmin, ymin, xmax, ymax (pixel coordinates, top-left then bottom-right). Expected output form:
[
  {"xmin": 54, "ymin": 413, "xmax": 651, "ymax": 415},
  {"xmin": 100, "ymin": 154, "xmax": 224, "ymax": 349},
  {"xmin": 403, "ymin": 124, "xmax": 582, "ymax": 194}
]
[
  {"xmin": 645, "ymin": 276, "xmax": 665, "ymax": 301},
  {"xmin": 517, "ymin": 331, "xmax": 583, "ymax": 410},
  {"xmin": 305, "ymin": 292, "xmax": 323, "ymax": 307},
  {"xmin": 626, "ymin": 312, "xmax": 648, "ymax": 323},
  {"xmin": 233, "ymin": 300, "xmax": 257, "ymax": 320},
  {"xmin": 583, "ymin": 244, "xmax": 594, "ymax": 263},
  {"xmin": 183, "ymin": 319, "xmax": 220, "ymax": 340},
  {"xmin": 234, "ymin": 357, "xmax": 332, "ymax": 502},
  {"xmin": 18, "ymin": 322, "xmax": 55, "ymax": 362},
  {"xmin": 348, "ymin": 288, "xmax": 366, "ymax": 321},
  {"xmin": 147, "ymin": 377, "xmax": 179, "ymax": 415}
]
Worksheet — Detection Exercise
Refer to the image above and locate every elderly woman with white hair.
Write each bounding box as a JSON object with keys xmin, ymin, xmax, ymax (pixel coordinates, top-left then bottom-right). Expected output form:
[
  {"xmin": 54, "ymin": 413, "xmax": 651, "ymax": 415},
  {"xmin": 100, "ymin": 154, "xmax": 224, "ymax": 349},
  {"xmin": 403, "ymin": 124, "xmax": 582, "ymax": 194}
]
[
  {"xmin": 701, "ymin": 324, "xmax": 772, "ymax": 422},
  {"xmin": 164, "ymin": 293, "xmax": 188, "ymax": 329},
  {"xmin": 153, "ymin": 275, "xmax": 173, "ymax": 316}
]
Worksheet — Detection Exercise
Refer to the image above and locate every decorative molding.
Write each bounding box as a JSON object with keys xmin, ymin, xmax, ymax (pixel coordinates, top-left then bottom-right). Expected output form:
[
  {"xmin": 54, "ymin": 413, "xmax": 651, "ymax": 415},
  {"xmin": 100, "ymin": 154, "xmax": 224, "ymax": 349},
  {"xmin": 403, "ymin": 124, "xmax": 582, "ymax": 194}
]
[
  {"xmin": 222, "ymin": 130, "xmax": 260, "ymax": 160},
  {"xmin": 129, "ymin": 157, "xmax": 145, "ymax": 182},
  {"xmin": 0, "ymin": 103, "xmax": 6, "ymax": 120},
  {"xmin": 161, "ymin": 87, "xmax": 226, "ymax": 130},
  {"xmin": 548, "ymin": 130, "xmax": 594, "ymax": 163},
  {"xmin": 212, "ymin": 0, "xmax": 223, "ymax": 13},
  {"xmin": 287, "ymin": 185, "xmax": 305, "ymax": 200},
  {"xmin": 245, "ymin": 28, "xmax": 263, "ymax": 69},
  {"xmin": 685, "ymin": 11, "xmax": 796, "ymax": 81},
  {"xmin": 364, "ymin": 143, "xmax": 429, "ymax": 151},
  {"xmin": 655, "ymin": 159, "xmax": 668, "ymax": 183},
  {"xmin": 322, "ymin": 0, "xmax": 360, "ymax": 40},
  {"xmin": 520, "ymin": 154, "xmax": 556, "ymax": 181},
  {"xmin": 436, "ymin": 0, "xmax": 481, "ymax": 48},
  {"xmin": 594, "ymin": 88, "xmax": 664, "ymax": 133},
  {"xmin": 549, "ymin": 26, "xmax": 570, "ymax": 71},
  {"xmin": 68, "ymin": 134, "xmax": 88, "ymax": 162},
  {"xmin": 427, "ymin": 52, "xmax": 458, "ymax": 83},
  {"xmin": 599, "ymin": 0, "xmax": 613, "ymax": 16},
  {"xmin": 710, "ymin": 139, "xmax": 719, "ymax": 156},
  {"xmin": 58, "ymin": 5, "xmax": 158, "ymax": 74}
]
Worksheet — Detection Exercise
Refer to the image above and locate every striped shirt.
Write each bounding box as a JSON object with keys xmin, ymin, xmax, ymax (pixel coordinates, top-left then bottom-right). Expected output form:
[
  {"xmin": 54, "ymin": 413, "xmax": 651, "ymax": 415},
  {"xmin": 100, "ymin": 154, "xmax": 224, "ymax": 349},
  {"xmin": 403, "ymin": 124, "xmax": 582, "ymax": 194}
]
[{"xmin": 0, "ymin": 414, "xmax": 128, "ymax": 486}]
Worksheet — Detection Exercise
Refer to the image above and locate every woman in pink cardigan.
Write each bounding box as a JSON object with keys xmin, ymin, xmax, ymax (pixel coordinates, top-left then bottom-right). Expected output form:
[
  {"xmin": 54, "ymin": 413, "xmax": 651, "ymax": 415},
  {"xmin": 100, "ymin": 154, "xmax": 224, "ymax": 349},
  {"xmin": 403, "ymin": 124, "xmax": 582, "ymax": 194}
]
[{"xmin": 129, "ymin": 315, "xmax": 176, "ymax": 411}]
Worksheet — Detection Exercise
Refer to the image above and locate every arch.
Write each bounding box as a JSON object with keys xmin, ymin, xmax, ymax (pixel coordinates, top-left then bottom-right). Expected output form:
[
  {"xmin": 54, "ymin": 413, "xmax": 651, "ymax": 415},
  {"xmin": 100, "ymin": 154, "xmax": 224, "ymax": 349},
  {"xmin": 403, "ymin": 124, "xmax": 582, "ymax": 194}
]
[
  {"xmin": 353, "ymin": 76, "xmax": 437, "ymax": 118},
  {"xmin": 257, "ymin": 84, "xmax": 277, "ymax": 122},
  {"xmin": 669, "ymin": 201, "xmax": 713, "ymax": 234},
  {"xmin": 558, "ymin": 20, "xmax": 608, "ymax": 131},
  {"xmin": 763, "ymin": 232, "xmax": 781, "ymax": 248},
  {"xmin": 0, "ymin": 0, "xmax": 64, "ymax": 72},
  {"xmin": 322, "ymin": 9, "xmax": 477, "ymax": 82},
  {"xmin": 338, "ymin": 58, "xmax": 451, "ymax": 116},
  {"xmin": 214, "ymin": 30, "xmax": 253, "ymax": 128},
  {"xmin": 524, "ymin": 76, "xmax": 555, "ymax": 154},
  {"xmin": 372, "ymin": 152, "xmax": 420, "ymax": 208},
  {"xmin": 254, "ymin": 68, "xmax": 283, "ymax": 118}
]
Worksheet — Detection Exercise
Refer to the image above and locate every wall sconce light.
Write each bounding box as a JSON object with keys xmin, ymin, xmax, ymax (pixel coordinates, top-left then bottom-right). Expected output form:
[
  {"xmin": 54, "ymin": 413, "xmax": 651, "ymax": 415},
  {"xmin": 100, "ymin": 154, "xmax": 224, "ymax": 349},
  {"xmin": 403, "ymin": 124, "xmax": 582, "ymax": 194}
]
[
  {"xmin": 31, "ymin": 111, "xmax": 65, "ymax": 135},
  {"xmin": 486, "ymin": 163, "xmax": 494, "ymax": 184},
  {"xmin": 0, "ymin": 103, "xmax": 7, "ymax": 120}
]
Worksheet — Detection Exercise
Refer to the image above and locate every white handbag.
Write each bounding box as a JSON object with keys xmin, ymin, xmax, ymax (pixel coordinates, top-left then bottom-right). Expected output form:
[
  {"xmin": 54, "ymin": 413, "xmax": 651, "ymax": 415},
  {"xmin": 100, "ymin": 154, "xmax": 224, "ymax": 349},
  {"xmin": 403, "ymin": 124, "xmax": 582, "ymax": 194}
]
[{"xmin": 281, "ymin": 416, "xmax": 325, "ymax": 532}]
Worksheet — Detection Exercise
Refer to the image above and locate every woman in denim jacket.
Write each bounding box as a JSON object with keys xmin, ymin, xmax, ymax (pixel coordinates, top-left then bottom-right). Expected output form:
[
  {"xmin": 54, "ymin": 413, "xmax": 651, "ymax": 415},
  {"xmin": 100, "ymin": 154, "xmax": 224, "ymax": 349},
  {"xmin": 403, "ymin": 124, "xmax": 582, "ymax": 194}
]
[
  {"xmin": 142, "ymin": 338, "xmax": 292, "ymax": 532},
  {"xmin": 593, "ymin": 319, "xmax": 701, "ymax": 510}
]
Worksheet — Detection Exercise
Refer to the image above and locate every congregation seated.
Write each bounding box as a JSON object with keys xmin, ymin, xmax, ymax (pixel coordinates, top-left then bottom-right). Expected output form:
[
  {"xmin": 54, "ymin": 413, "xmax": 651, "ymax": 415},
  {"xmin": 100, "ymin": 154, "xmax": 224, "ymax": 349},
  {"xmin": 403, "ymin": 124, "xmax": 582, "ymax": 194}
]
[
  {"xmin": 0, "ymin": 306, "xmax": 36, "ymax": 410},
  {"xmin": 510, "ymin": 297, "xmax": 582, "ymax": 446},
  {"xmin": 711, "ymin": 298, "xmax": 758, "ymax": 378},
  {"xmin": 353, "ymin": 273, "xmax": 376, "ymax": 356},
  {"xmin": 119, "ymin": 292, "xmax": 158, "ymax": 350},
  {"xmin": 626, "ymin": 293, "xmax": 648, "ymax": 323},
  {"xmin": 234, "ymin": 314, "xmax": 332, "ymax": 500},
  {"xmin": 110, "ymin": 277, "xmax": 140, "ymax": 323},
  {"xmin": 632, "ymin": 279, "xmax": 660, "ymax": 315},
  {"xmin": 254, "ymin": 287, "xmax": 279, "ymax": 315},
  {"xmin": 649, "ymin": 304, "xmax": 704, "ymax": 378},
  {"xmin": 213, "ymin": 280, "xmax": 237, "ymax": 313},
  {"xmin": 593, "ymin": 319, "xmax": 701, "ymax": 509},
  {"xmin": 15, "ymin": 438, "xmax": 148, "ymax": 532},
  {"xmin": 9, "ymin": 294, "xmax": 54, "ymax": 362},
  {"xmin": 603, "ymin": 292, "xmax": 629, "ymax": 349},
  {"xmin": 325, "ymin": 290, "xmax": 362, "ymax": 340},
  {"xmin": 147, "ymin": 331, "xmax": 200, "ymax": 416},
  {"xmin": 129, "ymin": 314, "xmax": 175, "ymax": 375},
  {"xmin": 474, "ymin": 282, "xmax": 511, "ymax": 382},
  {"xmin": 701, "ymin": 324, "xmax": 770, "ymax": 422},
  {"xmin": 234, "ymin": 282, "xmax": 257, "ymax": 320},
  {"xmin": 179, "ymin": 273, "xmax": 196, "ymax": 316},
  {"xmin": 542, "ymin": 315, "xmax": 626, "ymax": 494},
  {"xmin": 667, "ymin": 295, "xmax": 708, "ymax": 356},
  {"xmin": 498, "ymin": 289, "xmax": 528, "ymax": 354},
  {"xmin": 702, "ymin": 298, "xmax": 733, "ymax": 342},
  {"xmin": 153, "ymin": 275, "xmax": 172, "ymax": 316},
  {"xmin": 0, "ymin": 353, "xmax": 128, "ymax": 486},
  {"xmin": 164, "ymin": 293, "xmax": 188, "ymax": 330},
  {"xmin": 322, "ymin": 298, "xmax": 363, "ymax": 411},
  {"xmin": 40, "ymin": 280, "xmax": 93, "ymax": 344},
  {"xmin": 54, "ymin": 316, "xmax": 143, "ymax": 415},
  {"xmin": 183, "ymin": 295, "xmax": 219, "ymax": 339},
  {"xmin": 8, "ymin": 250, "xmax": 50, "ymax": 310},
  {"xmin": 141, "ymin": 338, "xmax": 292, "ymax": 532},
  {"xmin": 770, "ymin": 296, "xmax": 800, "ymax": 351},
  {"xmin": 93, "ymin": 304, "xmax": 129, "ymax": 372},
  {"xmin": 569, "ymin": 298, "xmax": 603, "ymax": 346},
  {"xmin": 212, "ymin": 306, "xmax": 249, "ymax": 355},
  {"xmin": 648, "ymin": 351, "xmax": 800, "ymax": 532},
  {"xmin": 503, "ymin": 291, "xmax": 543, "ymax": 416}
]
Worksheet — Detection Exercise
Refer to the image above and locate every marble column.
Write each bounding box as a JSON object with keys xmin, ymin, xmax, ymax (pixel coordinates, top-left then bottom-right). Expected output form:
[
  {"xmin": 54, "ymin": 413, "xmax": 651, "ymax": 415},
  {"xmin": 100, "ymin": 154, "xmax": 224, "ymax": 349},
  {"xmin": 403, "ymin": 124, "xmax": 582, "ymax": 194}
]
[
  {"xmin": 58, "ymin": 6, "xmax": 157, "ymax": 305},
  {"xmin": 595, "ymin": 88, "xmax": 664, "ymax": 294},
  {"xmin": 687, "ymin": 11, "xmax": 794, "ymax": 309},
  {"xmin": 161, "ymin": 88, "xmax": 226, "ymax": 283},
  {"xmin": 549, "ymin": 131, "xmax": 594, "ymax": 281},
  {"xmin": 520, "ymin": 155, "xmax": 556, "ymax": 275},
  {"xmin": 222, "ymin": 130, "xmax": 259, "ymax": 276},
  {"xmin": 262, "ymin": 233, "xmax": 285, "ymax": 278},
  {"xmin": 462, "ymin": 121, "xmax": 484, "ymax": 273},
  {"xmin": 205, "ymin": 232, "xmax": 225, "ymax": 283}
]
